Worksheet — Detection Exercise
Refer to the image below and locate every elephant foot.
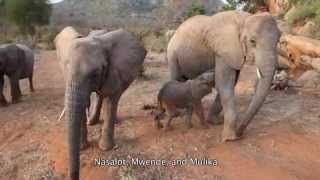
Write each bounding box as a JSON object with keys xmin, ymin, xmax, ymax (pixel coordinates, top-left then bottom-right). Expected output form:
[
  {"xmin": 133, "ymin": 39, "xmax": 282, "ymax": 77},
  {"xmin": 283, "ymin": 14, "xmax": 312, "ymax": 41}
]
[
  {"xmin": 80, "ymin": 140, "xmax": 89, "ymax": 150},
  {"xmin": 200, "ymin": 122, "xmax": 209, "ymax": 129},
  {"xmin": 11, "ymin": 98, "xmax": 21, "ymax": 104},
  {"xmin": 207, "ymin": 116, "xmax": 223, "ymax": 125},
  {"xmin": 221, "ymin": 127, "xmax": 240, "ymax": 142},
  {"xmin": 187, "ymin": 123, "xmax": 193, "ymax": 129},
  {"xmin": 0, "ymin": 99, "xmax": 8, "ymax": 107},
  {"xmin": 156, "ymin": 122, "xmax": 163, "ymax": 129},
  {"xmin": 236, "ymin": 125, "xmax": 246, "ymax": 138},
  {"xmin": 98, "ymin": 138, "xmax": 115, "ymax": 151}
]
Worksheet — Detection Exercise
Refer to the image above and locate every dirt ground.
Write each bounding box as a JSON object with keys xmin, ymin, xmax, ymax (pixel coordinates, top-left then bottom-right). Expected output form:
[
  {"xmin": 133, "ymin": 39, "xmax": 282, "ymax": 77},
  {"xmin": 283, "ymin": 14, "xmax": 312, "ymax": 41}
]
[{"xmin": 1, "ymin": 50, "xmax": 320, "ymax": 180}]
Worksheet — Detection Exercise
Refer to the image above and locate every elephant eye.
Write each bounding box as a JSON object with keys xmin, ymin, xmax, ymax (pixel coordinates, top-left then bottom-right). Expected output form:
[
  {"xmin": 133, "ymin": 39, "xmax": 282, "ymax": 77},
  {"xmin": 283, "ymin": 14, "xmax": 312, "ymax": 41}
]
[{"xmin": 249, "ymin": 39, "xmax": 256, "ymax": 46}]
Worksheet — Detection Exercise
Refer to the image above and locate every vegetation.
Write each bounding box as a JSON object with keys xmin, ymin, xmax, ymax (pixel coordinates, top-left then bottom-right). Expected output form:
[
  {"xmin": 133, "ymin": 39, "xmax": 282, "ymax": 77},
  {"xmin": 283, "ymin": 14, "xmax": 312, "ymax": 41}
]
[
  {"xmin": 285, "ymin": 0, "xmax": 320, "ymax": 25},
  {"xmin": 222, "ymin": 0, "xmax": 267, "ymax": 13},
  {"xmin": 3, "ymin": 0, "xmax": 51, "ymax": 36},
  {"xmin": 185, "ymin": 0, "xmax": 206, "ymax": 18}
]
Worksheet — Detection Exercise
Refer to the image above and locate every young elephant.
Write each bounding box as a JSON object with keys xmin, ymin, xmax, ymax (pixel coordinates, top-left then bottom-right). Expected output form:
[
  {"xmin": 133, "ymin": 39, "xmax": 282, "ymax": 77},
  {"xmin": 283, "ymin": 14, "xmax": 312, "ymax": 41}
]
[
  {"xmin": 155, "ymin": 70, "xmax": 214, "ymax": 129},
  {"xmin": 0, "ymin": 44, "xmax": 34, "ymax": 106}
]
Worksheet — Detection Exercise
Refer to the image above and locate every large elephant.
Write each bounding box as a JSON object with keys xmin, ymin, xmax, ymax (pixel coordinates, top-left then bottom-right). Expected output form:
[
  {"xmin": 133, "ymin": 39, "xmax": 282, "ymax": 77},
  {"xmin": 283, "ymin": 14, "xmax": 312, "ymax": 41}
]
[
  {"xmin": 0, "ymin": 44, "xmax": 34, "ymax": 106},
  {"xmin": 56, "ymin": 27, "xmax": 146, "ymax": 180},
  {"xmin": 55, "ymin": 27, "xmax": 112, "ymax": 125},
  {"xmin": 167, "ymin": 11, "xmax": 281, "ymax": 141}
]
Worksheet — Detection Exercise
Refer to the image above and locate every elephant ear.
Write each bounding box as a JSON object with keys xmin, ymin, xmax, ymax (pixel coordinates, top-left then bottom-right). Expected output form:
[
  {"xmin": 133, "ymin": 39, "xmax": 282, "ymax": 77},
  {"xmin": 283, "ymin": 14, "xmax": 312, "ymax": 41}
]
[
  {"xmin": 215, "ymin": 24, "xmax": 246, "ymax": 70},
  {"xmin": 92, "ymin": 36, "xmax": 113, "ymax": 61}
]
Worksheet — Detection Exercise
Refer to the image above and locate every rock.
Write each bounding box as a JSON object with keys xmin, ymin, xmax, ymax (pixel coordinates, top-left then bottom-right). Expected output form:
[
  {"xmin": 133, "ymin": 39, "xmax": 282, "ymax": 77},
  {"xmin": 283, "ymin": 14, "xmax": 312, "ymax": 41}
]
[
  {"xmin": 296, "ymin": 70, "xmax": 320, "ymax": 88},
  {"xmin": 300, "ymin": 55, "xmax": 320, "ymax": 72},
  {"xmin": 278, "ymin": 55, "xmax": 292, "ymax": 69},
  {"xmin": 296, "ymin": 21, "xmax": 318, "ymax": 38},
  {"xmin": 279, "ymin": 34, "xmax": 320, "ymax": 69},
  {"xmin": 267, "ymin": 0, "xmax": 290, "ymax": 16}
]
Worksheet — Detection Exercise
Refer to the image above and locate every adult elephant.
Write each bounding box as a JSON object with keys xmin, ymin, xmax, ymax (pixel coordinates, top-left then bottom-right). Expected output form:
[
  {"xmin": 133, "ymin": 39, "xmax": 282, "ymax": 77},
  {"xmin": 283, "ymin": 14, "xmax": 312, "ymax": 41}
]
[
  {"xmin": 167, "ymin": 11, "xmax": 281, "ymax": 141},
  {"xmin": 56, "ymin": 27, "xmax": 146, "ymax": 180},
  {"xmin": 0, "ymin": 44, "xmax": 34, "ymax": 106},
  {"xmin": 55, "ymin": 28, "xmax": 116, "ymax": 125}
]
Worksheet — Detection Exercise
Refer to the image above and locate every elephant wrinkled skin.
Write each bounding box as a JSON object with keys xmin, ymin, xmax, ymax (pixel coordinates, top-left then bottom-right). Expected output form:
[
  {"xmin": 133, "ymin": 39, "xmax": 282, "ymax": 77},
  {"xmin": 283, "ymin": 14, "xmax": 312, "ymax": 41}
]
[
  {"xmin": 167, "ymin": 11, "xmax": 281, "ymax": 141},
  {"xmin": 55, "ymin": 27, "xmax": 146, "ymax": 180},
  {"xmin": 0, "ymin": 44, "xmax": 34, "ymax": 106}
]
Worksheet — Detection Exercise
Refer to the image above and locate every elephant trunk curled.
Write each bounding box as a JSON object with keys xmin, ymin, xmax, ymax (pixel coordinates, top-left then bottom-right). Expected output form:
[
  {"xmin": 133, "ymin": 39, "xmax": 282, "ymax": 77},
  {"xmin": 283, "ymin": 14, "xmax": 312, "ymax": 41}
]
[{"xmin": 65, "ymin": 81, "xmax": 89, "ymax": 180}]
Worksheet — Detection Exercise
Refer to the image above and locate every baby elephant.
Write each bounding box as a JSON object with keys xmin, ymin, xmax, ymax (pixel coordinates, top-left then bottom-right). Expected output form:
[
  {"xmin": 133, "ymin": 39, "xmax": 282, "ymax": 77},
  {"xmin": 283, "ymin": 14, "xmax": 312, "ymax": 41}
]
[
  {"xmin": 0, "ymin": 44, "xmax": 34, "ymax": 106},
  {"xmin": 155, "ymin": 70, "xmax": 215, "ymax": 129}
]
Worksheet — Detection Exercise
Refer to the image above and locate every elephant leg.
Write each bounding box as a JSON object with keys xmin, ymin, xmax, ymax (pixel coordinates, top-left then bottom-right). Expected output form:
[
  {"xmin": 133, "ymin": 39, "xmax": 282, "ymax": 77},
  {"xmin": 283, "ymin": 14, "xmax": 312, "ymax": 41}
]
[
  {"xmin": 207, "ymin": 70, "xmax": 240, "ymax": 125},
  {"xmin": 216, "ymin": 60, "xmax": 239, "ymax": 142},
  {"xmin": 87, "ymin": 93, "xmax": 103, "ymax": 126},
  {"xmin": 193, "ymin": 101, "xmax": 207, "ymax": 127},
  {"xmin": 28, "ymin": 75, "xmax": 34, "ymax": 92},
  {"xmin": 99, "ymin": 95, "xmax": 120, "ymax": 151},
  {"xmin": 207, "ymin": 93, "xmax": 223, "ymax": 124},
  {"xmin": 9, "ymin": 75, "xmax": 22, "ymax": 103},
  {"xmin": 168, "ymin": 54, "xmax": 187, "ymax": 81},
  {"xmin": 0, "ymin": 75, "xmax": 8, "ymax": 106}
]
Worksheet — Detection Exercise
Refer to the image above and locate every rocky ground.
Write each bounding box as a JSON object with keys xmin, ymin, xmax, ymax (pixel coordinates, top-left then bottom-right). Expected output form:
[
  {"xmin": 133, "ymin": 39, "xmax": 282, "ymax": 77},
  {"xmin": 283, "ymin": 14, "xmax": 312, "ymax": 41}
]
[{"xmin": 1, "ymin": 51, "xmax": 320, "ymax": 180}]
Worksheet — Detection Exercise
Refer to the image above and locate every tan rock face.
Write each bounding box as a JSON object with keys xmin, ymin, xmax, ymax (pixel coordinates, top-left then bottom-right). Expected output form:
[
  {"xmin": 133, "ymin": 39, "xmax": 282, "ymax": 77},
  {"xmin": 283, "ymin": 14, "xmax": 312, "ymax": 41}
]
[
  {"xmin": 267, "ymin": 0, "xmax": 289, "ymax": 15},
  {"xmin": 296, "ymin": 21, "xmax": 318, "ymax": 38}
]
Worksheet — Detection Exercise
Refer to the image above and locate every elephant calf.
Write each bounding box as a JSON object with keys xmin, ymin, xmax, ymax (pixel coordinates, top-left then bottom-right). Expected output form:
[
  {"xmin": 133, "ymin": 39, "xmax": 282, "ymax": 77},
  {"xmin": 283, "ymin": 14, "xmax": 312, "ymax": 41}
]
[
  {"xmin": 0, "ymin": 44, "xmax": 34, "ymax": 106},
  {"xmin": 155, "ymin": 70, "xmax": 214, "ymax": 129}
]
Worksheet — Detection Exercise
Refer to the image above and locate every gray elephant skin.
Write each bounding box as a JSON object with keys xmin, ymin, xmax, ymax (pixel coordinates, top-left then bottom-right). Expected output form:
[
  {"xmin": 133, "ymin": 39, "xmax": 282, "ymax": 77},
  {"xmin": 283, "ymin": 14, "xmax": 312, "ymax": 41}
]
[
  {"xmin": 167, "ymin": 11, "xmax": 281, "ymax": 141},
  {"xmin": 54, "ymin": 27, "xmax": 106, "ymax": 125},
  {"xmin": 0, "ymin": 44, "xmax": 34, "ymax": 106},
  {"xmin": 155, "ymin": 70, "xmax": 215, "ymax": 129},
  {"xmin": 55, "ymin": 27, "xmax": 146, "ymax": 180}
]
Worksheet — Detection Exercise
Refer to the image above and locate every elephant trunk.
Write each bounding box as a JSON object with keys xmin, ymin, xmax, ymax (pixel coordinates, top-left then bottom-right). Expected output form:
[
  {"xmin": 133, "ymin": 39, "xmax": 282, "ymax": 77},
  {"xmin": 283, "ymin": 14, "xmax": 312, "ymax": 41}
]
[
  {"xmin": 65, "ymin": 81, "xmax": 89, "ymax": 180},
  {"xmin": 238, "ymin": 47, "xmax": 277, "ymax": 135}
]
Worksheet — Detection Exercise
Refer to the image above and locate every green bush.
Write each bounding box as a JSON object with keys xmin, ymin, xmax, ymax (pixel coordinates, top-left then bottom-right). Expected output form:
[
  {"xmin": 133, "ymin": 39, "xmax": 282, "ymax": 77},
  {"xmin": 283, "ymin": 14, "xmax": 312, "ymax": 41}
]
[
  {"xmin": 286, "ymin": 1, "xmax": 320, "ymax": 25},
  {"xmin": 5, "ymin": 0, "xmax": 51, "ymax": 36},
  {"xmin": 186, "ymin": 1, "xmax": 205, "ymax": 18}
]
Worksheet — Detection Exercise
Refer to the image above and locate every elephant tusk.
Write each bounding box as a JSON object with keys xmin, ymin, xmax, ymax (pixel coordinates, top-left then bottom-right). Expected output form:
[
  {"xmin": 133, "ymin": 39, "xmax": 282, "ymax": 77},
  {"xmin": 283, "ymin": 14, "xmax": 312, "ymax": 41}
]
[
  {"xmin": 58, "ymin": 107, "xmax": 65, "ymax": 122},
  {"xmin": 256, "ymin": 68, "xmax": 263, "ymax": 79},
  {"xmin": 86, "ymin": 108, "xmax": 90, "ymax": 120}
]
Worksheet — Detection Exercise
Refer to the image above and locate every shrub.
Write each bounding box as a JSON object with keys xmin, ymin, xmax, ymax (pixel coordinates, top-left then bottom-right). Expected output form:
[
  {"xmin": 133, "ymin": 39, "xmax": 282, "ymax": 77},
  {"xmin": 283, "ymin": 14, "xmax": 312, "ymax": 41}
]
[
  {"xmin": 186, "ymin": 1, "xmax": 205, "ymax": 18},
  {"xmin": 285, "ymin": 1, "xmax": 320, "ymax": 25},
  {"xmin": 5, "ymin": 0, "xmax": 51, "ymax": 36}
]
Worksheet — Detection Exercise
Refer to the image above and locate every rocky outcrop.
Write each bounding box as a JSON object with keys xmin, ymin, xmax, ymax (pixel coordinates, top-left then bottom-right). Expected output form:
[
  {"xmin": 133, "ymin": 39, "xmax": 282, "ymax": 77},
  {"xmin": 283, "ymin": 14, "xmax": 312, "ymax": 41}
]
[{"xmin": 267, "ymin": 0, "xmax": 289, "ymax": 15}]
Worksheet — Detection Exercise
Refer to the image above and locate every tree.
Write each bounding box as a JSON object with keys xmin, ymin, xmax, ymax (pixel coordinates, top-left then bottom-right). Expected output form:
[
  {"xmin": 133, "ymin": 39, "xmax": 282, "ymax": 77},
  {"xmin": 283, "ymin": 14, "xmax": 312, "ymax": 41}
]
[
  {"xmin": 5, "ymin": 0, "xmax": 51, "ymax": 36},
  {"xmin": 186, "ymin": 1, "xmax": 206, "ymax": 18},
  {"xmin": 222, "ymin": 0, "xmax": 267, "ymax": 13}
]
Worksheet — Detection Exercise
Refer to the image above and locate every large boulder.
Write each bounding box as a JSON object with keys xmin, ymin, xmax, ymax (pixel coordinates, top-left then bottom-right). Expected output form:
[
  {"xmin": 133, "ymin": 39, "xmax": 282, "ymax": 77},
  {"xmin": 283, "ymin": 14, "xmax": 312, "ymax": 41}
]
[
  {"xmin": 296, "ymin": 70, "xmax": 320, "ymax": 88},
  {"xmin": 295, "ymin": 21, "xmax": 319, "ymax": 38}
]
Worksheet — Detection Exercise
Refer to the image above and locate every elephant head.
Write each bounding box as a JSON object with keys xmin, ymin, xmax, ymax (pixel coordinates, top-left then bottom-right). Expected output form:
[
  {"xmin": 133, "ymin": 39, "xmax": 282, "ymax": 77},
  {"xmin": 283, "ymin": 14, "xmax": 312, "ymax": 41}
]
[
  {"xmin": 237, "ymin": 13, "xmax": 281, "ymax": 135},
  {"xmin": 65, "ymin": 37, "xmax": 109, "ymax": 180}
]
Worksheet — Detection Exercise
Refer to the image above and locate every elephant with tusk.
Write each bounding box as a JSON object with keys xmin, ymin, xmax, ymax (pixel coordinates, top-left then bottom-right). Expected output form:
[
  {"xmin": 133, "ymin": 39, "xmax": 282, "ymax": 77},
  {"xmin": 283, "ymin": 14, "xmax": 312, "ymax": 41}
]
[
  {"xmin": 167, "ymin": 11, "xmax": 281, "ymax": 141},
  {"xmin": 55, "ymin": 27, "xmax": 146, "ymax": 180},
  {"xmin": 55, "ymin": 28, "xmax": 108, "ymax": 125}
]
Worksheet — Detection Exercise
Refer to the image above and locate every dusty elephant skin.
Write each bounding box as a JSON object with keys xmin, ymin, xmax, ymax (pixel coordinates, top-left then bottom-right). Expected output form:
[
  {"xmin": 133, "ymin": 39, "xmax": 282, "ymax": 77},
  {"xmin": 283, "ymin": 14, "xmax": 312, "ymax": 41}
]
[
  {"xmin": 0, "ymin": 44, "xmax": 34, "ymax": 106},
  {"xmin": 155, "ymin": 71, "xmax": 215, "ymax": 129},
  {"xmin": 54, "ymin": 27, "xmax": 106, "ymax": 125},
  {"xmin": 167, "ymin": 10, "xmax": 281, "ymax": 141},
  {"xmin": 55, "ymin": 27, "xmax": 146, "ymax": 180}
]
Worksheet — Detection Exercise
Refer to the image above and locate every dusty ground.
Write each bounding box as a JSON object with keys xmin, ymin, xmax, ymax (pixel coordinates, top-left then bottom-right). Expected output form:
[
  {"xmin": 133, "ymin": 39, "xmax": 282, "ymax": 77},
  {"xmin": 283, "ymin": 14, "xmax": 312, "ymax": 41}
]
[{"xmin": 1, "ymin": 50, "xmax": 320, "ymax": 180}]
